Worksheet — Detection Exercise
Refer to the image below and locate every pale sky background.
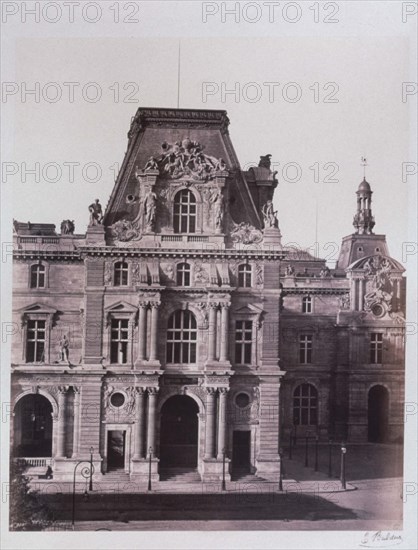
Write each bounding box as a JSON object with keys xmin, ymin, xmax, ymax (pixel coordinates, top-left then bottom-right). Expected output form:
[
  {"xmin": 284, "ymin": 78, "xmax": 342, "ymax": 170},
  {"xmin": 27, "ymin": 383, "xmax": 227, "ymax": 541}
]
[
  {"xmin": 1, "ymin": 1, "xmax": 416, "ymax": 267},
  {"xmin": 1, "ymin": 2, "xmax": 417, "ymax": 549}
]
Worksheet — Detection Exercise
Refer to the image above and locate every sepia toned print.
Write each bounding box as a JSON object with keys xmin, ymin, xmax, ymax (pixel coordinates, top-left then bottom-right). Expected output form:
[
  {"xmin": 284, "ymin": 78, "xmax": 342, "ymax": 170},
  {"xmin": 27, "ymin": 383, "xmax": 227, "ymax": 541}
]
[{"xmin": 1, "ymin": 1, "xmax": 416, "ymax": 548}]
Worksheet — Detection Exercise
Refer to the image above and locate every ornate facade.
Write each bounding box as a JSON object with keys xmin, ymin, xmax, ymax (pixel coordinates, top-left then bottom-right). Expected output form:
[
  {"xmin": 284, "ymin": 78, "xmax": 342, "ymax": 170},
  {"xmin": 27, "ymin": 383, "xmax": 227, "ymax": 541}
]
[{"xmin": 11, "ymin": 108, "xmax": 405, "ymax": 483}]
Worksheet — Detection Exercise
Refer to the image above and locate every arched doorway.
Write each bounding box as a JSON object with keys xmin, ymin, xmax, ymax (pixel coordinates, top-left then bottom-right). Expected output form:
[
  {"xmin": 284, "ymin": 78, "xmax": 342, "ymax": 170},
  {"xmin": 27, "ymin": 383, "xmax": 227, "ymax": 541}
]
[
  {"xmin": 160, "ymin": 395, "xmax": 199, "ymax": 469},
  {"xmin": 368, "ymin": 385, "xmax": 389, "ymax": 442},
  {"xmin": 13, "ymin": 394, "xmax": 53, "ymax": 457}
]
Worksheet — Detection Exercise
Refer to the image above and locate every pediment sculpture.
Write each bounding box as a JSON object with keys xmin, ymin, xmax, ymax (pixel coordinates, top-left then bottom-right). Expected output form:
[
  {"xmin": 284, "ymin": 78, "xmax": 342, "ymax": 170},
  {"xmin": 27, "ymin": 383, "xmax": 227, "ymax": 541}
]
[{"xmin": 142, "ymin": 138, "xmax": 227, "ymax": 182}]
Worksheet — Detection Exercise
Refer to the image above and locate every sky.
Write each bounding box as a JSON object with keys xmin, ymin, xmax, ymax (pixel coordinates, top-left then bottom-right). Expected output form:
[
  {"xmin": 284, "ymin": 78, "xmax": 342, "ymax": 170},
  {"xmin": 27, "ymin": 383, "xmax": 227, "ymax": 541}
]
[{"xmin": 1, "ymin": 2, "xmax": 416, "ymax": 268}]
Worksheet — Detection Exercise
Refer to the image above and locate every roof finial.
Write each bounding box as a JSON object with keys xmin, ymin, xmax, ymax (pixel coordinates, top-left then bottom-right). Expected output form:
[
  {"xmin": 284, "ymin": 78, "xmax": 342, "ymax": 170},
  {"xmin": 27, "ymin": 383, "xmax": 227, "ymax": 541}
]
[{"xmin": 361, "ymin": 156, "xmax": 368, "ymax": 179}]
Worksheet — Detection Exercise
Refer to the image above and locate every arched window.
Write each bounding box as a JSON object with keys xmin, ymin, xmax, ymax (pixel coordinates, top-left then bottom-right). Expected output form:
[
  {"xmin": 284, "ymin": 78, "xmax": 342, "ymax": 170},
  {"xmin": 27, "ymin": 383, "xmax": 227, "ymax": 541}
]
[
  {"xmin": 176, "ymin": 263, "xmax": 191, "ymax": 286},
  {"xmin": 30, "ymin": 264, "xmax": 45, "ymax": 288},
  {"xmin": 293, "ymin": 383, "xmax": 318, "ymax": 426},
  {"xmin": 173, "ymin": 190, "xmax": 196, "ymax": 233},
  {"xmin": 114, "ymin": 261, "xmax": 128, "ymax": 286},
  {"xmin": 166, "ymin": 310, "xmax": 197, "ymax": 364},
  {"xmin": 238, "ymin": 264, "xmax": 252, "ymax": 288},
  {"xmin": 302, "ymin": 296, "xmax": 312, "ymax": 313}
]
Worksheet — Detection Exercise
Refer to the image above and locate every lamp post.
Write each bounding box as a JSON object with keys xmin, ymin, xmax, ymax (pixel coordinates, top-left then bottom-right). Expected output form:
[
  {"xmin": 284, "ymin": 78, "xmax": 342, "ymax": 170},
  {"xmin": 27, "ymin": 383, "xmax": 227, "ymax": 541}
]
[
  {"xmin": 89, "ymin": 446, "xmax": 94, "ymax": 491},
  {"xmin": 148, "ymin": 446, "xmax": 152, "ymax": 492},
  {"xmin": 278, "ymin": 448, "xmax": 284, "ymax": 492},
  {"xmin": 340, "ymin": 443, "xmax": 347, "ymax": 490},
  {"xmin": 314, "ymin": 436, "xmax": 319, "ymax": 472},
  {"xmin": 304, "ymin": 435, "xmax": 309, "ymax": 468},
  {"xmin": 221, "ymin": 448, "xmax": 226, "ymax": 491},
  {"xmin": 288, "ymin": 430, "xmax": 293, "ymax": 460},
  {"xmin": 72, "ymin": 457, "xmax": 95, "ymax": 530}
]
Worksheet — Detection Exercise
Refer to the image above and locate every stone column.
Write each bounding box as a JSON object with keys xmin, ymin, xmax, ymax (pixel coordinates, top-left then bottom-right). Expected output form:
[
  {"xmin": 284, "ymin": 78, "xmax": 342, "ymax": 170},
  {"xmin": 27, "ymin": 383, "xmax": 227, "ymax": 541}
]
[
  {"xmin": 204, "ymin": 388, "xmax": 217, "ymax": 459},
  {"xmin": 208, "ymin": 304, "xmax": 217, "ymax": 362},
  {"xmin": 56, "ymin": 386, "xmax": 67, "ymax": 458},
  {"xmin": 350, "ymin": 278, "xmax": 356, "ymax": 311},
  {"xmin": 149, "ymin": 303, "xmax": 159, "ymax": 362},
  {"xmin": 219, "ymin": 304, "xmax": 229, "ymax": 362},
  {"xmin": 71, "ymin": 387, "xmax": 81, "ymax": 458},
  {"xmin": 138, "ymin": 303, "xmax": 148, "ymax": 361},
  {"xmin": 217, "ymin": 388, "xmax": 229, "ymax": 459},
  {"xmin": 146, "ymin": 388, "xmax": 159, "ymax": 456},
  {"xmin": 133, "ymin": 388, "xmax": 146, "ymax": 459},
  {"xmin": 359, "ymin": 278, "xmax": 364, "ymax": 311}
]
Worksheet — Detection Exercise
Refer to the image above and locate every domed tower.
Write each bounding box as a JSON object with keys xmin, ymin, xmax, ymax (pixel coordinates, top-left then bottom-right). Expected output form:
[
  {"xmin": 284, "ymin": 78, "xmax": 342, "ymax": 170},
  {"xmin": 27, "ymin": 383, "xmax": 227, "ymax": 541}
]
[
  {"xmin": 335, "ymin": 168, "xmax": 389, "ymax": 271},
  {"xmin": 353, "ymin": 178, "xmax": 375, "ymax": 235}
]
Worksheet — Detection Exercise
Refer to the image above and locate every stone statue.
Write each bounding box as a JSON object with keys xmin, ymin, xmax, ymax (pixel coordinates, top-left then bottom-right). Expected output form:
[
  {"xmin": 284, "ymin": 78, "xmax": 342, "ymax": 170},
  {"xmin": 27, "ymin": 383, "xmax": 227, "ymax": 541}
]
[
  {"xmin": 144, "ymin": 156, "xmax": 159, "ymax": 171},
  {"xmin": 210, "ymin": 189, "xmax": 224, "ymax": 230},
  {"xmin": 261, "ymin": 200, "xmax": 278, "ymax": 228},
  {"xmin": 59, "ymin": 334, "xmax": 70, "ymax": 363},
  {"xmin": 60, "ymin": 219, "xmax": 75, "ymax": 235},
  {"xmin": 320, "ymin": 266, "xmax": 331, "ymax": 278},
  {"xmin": 285, "ymin": 264, "xmax": 295, "ymax": 276},
  {"xmin": 339, "ymin": 294, "xmax": 350, "ymax": 310},
  {"xmin": 88, "ymin": 199, "xmax": 103, "ymax": 226},
  {"xmin": 144, "ymin": 189, "xmax": 157, "ymax": 230},
  {"xmin": 259, "ymin": 154, "xmax": 272, "ymax": 170}
]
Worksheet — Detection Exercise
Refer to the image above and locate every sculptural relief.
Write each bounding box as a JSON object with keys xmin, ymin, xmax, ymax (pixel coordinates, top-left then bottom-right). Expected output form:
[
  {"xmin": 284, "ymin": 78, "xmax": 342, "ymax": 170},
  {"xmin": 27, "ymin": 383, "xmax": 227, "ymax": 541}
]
[
  {"xmin": 142, "ymin": 138, "xmax": 228, "ymax": 182},
  {"xmin": 231, "ymin": 222, "xmax": 263, "ymax": 245}
]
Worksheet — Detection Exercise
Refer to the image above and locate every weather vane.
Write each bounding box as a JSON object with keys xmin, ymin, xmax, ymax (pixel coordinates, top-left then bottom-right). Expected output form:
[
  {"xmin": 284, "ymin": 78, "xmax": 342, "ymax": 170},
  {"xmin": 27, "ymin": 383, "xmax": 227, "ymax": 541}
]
[{"xmin": 361, "ymin": 156, "xmax": 368, "ymax": 179}]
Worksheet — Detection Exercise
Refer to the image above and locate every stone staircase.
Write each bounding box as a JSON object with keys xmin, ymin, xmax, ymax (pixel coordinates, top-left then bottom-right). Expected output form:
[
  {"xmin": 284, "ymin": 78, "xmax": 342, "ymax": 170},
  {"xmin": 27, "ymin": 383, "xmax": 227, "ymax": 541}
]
[
  {"xmin": 231, "ymin": 468, "xmax": 267, "ymax": 483},
  {"xmin": 100, "ymin": 469, "xmax": 131, "ymax": 486},
  {"xmin": 159, "ymin": 468, "xmax": 202, "ymax": 483}
]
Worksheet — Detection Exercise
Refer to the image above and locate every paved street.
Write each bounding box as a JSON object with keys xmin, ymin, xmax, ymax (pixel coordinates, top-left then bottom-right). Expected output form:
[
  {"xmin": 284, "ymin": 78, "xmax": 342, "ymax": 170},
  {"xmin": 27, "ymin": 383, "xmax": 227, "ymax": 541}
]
[{"xmin": 36, "ymin": 444, "xmax": 403, "ymax": 531}]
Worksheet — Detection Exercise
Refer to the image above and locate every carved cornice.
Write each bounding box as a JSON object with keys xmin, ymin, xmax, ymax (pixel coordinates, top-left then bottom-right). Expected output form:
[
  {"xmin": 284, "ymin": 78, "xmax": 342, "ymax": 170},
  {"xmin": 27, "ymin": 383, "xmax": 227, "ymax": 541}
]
[{"xmin": 282, "ymin": 288, "xmax": 349, "ymax": 295}]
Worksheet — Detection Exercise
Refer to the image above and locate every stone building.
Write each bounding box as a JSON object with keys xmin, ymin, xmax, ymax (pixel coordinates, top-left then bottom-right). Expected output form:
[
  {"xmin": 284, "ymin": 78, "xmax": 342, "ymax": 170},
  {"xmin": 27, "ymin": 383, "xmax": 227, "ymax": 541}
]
[{"xmin": 10, "ymin": 108, "xmax": 405, "ymax": 483}]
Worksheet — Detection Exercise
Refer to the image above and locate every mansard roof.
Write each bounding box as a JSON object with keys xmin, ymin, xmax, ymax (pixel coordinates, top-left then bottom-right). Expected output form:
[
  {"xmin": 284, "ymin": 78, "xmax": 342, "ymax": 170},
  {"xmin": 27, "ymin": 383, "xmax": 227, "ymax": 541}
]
[{"xmin": 104, "ymin": 107, "xmax": 261, "ymax": 229}]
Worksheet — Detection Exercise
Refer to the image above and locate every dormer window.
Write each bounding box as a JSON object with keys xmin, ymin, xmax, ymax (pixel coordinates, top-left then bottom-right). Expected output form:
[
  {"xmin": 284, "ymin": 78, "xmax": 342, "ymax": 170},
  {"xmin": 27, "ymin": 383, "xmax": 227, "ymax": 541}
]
[
  {"xmin": 173, "ymin": 190, "xmax": 196, "ymax": 233},
  {"xmin": 30, "ymin": 264, "xmax": 46, "ymax": 288},
  {"xmin": 238, "ymin": 264, "xmax": 252, "ymax": 288},
  {"xmin": 176, "ymin": 263, "xmax": 191, "ymax": 286},
  {"xmin": 114, "ymin": 261, "xmax": 128, "ymax": 286}
]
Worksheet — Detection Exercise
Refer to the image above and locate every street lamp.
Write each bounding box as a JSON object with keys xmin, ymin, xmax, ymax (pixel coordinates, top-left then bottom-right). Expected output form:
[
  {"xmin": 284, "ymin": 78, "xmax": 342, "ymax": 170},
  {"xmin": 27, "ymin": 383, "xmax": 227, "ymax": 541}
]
[
  {"xmin": 221, "ymin": 448, "xmax": 226, "ymax": 491},
  {"xmin": 148, "ymin": 446, "xmax": 153, "ymax": 492},
  {"xmin": 89, "ymin": 446, "xmax": 94, "ymax": 491},
  {"xmin": 278, "ymin": 448, "xmax": 284, "ymax": 492},
  {"xmin": 340, "ymin": 442, "xmax": 347, "ymax": 490},
  {"xmin": 72, "ymin": 455, "xmax": 95, "ymax": 530}
]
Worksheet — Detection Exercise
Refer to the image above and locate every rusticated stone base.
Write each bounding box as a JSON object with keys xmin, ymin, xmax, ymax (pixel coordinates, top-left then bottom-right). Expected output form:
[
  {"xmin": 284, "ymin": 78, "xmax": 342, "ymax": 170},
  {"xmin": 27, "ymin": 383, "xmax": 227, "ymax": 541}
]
[
  {"xmin": 130, "ymin": 457, "xmax": 160, "ymax": 482},
  {"xmin": 255, "ymin": 456, "xmax": 281, "ymax": 481},
  {"xmin": 201, "ymin": 458, "xmax": 231, "ymax": 482}
]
